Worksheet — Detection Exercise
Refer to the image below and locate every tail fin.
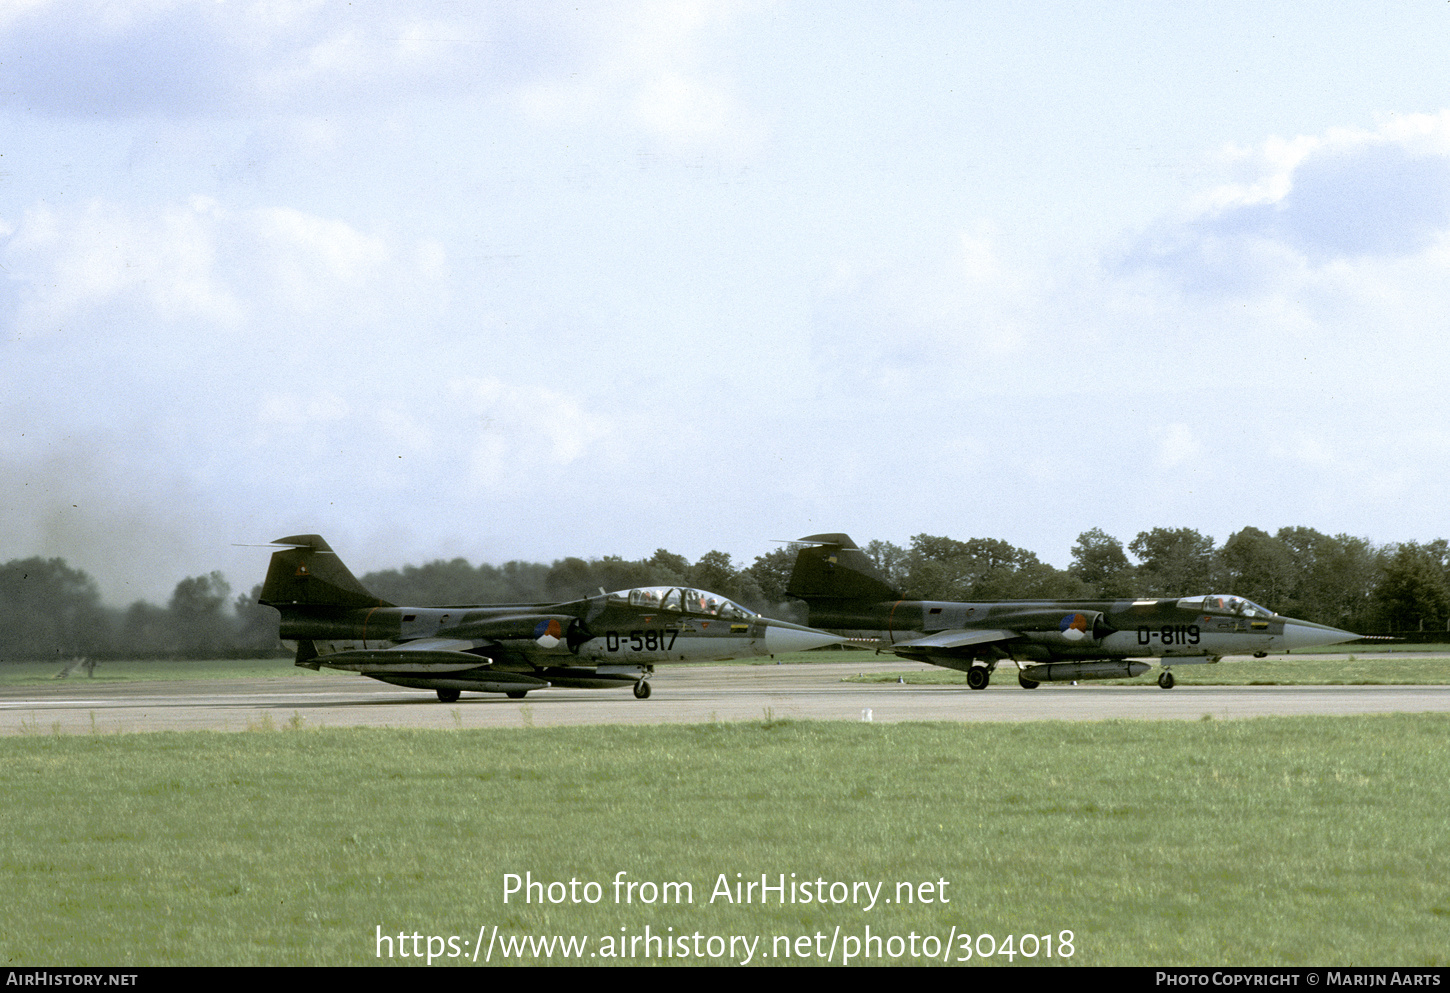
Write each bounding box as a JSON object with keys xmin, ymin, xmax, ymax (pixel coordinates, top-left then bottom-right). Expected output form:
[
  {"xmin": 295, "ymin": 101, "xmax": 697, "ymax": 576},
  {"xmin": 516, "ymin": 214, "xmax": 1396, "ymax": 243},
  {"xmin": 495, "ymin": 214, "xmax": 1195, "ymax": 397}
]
[
  {"xmin": 258, "ymin": 534, "xmax": 394, "ymax": 608},
  {"xmin": 785, "ymin": 533, "xmax": 901, "ymax": 604}
]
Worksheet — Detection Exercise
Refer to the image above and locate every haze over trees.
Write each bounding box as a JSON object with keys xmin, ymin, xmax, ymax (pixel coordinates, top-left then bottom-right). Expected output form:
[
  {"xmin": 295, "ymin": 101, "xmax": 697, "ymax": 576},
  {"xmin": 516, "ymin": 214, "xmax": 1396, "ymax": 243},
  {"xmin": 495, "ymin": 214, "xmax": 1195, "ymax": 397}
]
[
  {"xmin": 0, "ymin": 558, "xmax": 110, "ymax": 659},
  {"xmin": 3, "ymin": 525, "xmax": 1449, "ymax": 660}
]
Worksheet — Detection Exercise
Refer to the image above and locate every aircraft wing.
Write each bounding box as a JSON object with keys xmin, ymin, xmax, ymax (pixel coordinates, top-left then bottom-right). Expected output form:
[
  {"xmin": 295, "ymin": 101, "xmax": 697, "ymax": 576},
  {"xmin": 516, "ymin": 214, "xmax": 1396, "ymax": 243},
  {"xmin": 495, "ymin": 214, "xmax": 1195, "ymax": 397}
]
[
  {"xmin": 386, "ymin": 638, "xmax": 481, "ymax": 654},
  {"xmin": 893, "ymin": 629, "xmax": 1018, "ymax": 652}
]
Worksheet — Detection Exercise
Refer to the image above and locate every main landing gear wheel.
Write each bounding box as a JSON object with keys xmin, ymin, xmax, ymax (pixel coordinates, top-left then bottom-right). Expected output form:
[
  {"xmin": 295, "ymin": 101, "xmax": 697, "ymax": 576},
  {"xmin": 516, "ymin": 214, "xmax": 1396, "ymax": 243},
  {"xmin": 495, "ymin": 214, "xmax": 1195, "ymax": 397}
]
[
  {"xmin": 506, "ymin": 690, "xmax": 529, "ymax": 699},
  {"xmin": 1018, "ymin": 672, "xmax": 1040, "ymax": 690},
  {"xmin": 1158, "ymin": 670, "xmax": 1176, "ymax": 690},
  {"xmin": 633, "ymin": 680, "xmax": 652, "ymax": 699},
  {"xmin": 436, "ymin": 688, "xmax": 460, "ymax": 703},
  {"xmin": 966, "ymin": 667, "xmax": 991, "ymax": 691}
]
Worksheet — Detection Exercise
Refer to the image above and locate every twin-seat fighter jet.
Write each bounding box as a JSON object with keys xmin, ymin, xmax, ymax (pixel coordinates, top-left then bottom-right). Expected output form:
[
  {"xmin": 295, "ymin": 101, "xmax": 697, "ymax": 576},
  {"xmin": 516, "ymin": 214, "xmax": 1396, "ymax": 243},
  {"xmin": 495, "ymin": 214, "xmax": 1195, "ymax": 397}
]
[
  {"xmin": 786, "ymin": 533, "xmax": 1359, "ymax": 690},
  {"xmin": 259, "ymin": 535, "xmax": 841, "ymax": 701}
]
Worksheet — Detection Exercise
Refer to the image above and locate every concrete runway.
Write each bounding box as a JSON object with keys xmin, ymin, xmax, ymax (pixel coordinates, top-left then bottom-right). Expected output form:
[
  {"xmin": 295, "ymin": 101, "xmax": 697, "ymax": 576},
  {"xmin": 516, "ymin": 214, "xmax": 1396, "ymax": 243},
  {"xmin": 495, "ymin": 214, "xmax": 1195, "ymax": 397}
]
[{"xmin": 3, "ymin": 659, "xmax": 1449, "ymax": 734}]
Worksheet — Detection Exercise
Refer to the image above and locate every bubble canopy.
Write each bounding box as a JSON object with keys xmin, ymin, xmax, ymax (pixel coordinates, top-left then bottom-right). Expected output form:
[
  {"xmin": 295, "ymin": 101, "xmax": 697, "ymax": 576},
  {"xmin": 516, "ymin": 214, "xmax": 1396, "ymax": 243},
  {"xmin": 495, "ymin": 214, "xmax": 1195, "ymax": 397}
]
[
  {"xmin": 1176, "ymin": 594, "xmax": 1274, "ymax": 619},
  {"xmin": 606, "ymin": 586, "xmax": 757, "ymax": 620}
]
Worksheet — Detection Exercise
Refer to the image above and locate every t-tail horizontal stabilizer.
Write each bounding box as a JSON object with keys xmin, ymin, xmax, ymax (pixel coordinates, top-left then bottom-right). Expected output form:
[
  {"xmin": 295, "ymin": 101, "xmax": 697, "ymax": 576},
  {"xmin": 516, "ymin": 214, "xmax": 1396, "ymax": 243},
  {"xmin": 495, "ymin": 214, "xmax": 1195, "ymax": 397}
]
[
  {"xmin": 785, "ymin": 533, "xmax": 901, "ymax": 604},
  {"xmin": 258, "ymin": 534, "xmax": 393, "ymax": 609}
]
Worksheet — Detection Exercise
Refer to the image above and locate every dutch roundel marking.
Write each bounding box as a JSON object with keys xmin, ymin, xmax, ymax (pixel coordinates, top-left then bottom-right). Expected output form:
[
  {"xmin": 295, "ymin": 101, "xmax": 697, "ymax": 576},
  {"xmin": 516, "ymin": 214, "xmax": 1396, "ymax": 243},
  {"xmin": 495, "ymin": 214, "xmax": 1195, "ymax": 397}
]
[{"xmin": 1059, "ymin": 613, "xmax": 1090, "ymax": 641}]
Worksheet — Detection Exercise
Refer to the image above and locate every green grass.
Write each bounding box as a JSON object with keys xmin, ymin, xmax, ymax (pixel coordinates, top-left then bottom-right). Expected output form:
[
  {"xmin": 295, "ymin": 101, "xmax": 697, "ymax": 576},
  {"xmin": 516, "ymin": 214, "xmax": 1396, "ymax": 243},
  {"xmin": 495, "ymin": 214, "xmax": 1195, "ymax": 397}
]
[
  {"xmin": 0, "ymin": 657, "xmax": 311, "ymax": 685},
  {"xmin": 2, "ymin": 716, "xmax": 1447, "ymax": 966},
  {"xmin": 846, "ymin": 653, "xmax": 1450, "ymax": 686}
]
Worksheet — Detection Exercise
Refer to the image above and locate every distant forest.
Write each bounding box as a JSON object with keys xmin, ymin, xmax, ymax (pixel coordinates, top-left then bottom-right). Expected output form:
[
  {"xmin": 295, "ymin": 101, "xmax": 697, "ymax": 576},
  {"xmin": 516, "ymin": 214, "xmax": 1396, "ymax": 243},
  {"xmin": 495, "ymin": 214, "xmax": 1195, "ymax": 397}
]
[{"xmin": 3, "ymin": 525, "xmax": 1449, "ymax": 661}]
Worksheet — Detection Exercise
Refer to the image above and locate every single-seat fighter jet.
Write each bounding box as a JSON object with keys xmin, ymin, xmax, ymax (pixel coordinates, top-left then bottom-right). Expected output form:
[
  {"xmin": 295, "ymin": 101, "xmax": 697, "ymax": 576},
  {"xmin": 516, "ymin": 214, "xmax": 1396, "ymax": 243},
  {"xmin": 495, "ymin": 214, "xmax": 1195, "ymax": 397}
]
[
  {"xmin": 786, "ymin": 534, "xmax": 1359, "ymax": 690},
  {"xmin": 259, "ymin": 535, "xmax": 842, "ymax": 701}
]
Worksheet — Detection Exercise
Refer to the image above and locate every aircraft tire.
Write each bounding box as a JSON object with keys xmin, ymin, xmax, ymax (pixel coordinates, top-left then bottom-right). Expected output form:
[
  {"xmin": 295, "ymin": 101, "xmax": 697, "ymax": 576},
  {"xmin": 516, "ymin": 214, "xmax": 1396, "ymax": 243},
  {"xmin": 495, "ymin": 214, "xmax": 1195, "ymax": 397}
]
[
  {"xmin": 436, "ymin": 689, "xmax": 460, "ymax": 703},
  {"xmin": 1158, "ymin": 670, "xmax": 1175, "ymax": 690},
  {"xmin": 966, "ymin": 667, "xmax": 990, "ymax": 691},
  {"xmin": 1017, "ymin": 672, "xmax": 1040, "ymax": 690},
  {"xmin": 633, "ymin": 680, "xmax": 652, "ymax": 700},
  {"xmin": 506, "ymin": 690, "xmax": 528, "ymax": 699}
]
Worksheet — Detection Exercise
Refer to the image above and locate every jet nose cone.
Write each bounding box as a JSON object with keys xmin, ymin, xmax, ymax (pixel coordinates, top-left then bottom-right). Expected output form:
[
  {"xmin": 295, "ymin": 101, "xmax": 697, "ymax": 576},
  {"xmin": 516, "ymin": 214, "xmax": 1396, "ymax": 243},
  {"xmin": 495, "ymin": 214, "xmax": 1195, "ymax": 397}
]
[
  {"xmin": 763, "ymin": 620, "xmax": 847, "ymax": 655},
  {"xmin": 1277, "ymin": 619, "xmax": 1359, "ymax": 651}
]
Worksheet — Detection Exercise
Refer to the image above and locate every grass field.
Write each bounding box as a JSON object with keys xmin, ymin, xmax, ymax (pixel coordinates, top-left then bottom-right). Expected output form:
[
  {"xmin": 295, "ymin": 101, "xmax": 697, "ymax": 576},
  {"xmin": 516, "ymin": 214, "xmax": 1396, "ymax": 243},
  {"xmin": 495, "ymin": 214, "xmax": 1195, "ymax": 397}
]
[{"xmin": 2, "ymin": 715, "xmax": 1447, "ymax": 966}]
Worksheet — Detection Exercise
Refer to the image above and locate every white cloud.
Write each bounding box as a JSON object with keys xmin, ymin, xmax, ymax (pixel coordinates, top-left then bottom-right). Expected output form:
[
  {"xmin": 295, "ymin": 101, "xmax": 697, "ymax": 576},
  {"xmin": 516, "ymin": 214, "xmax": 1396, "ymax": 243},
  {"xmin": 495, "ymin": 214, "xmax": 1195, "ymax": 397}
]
[
  {"xmin": 237, "ymin": 375, "xmax": 622, "ymax": 520},
  {"xmin": 2, "ymin": 197, "xmax": 446, "ymax": 338},
  {"xmin": 1127, "ymin": 113, "xmax": 1450, "ymax": 294},
  {"xmin": 447, "ymin": 377, "xmax": 612, "ymax": 484},
  {"xmin": 1155, "ymin": 424, "xmax": 1202, "ymax": 470},
  {"xmin": 808, "ymin": 223, "xmax": 1044, "ymax": 392},
  {"xmin": 514, "ymin": 0, "xmax": 764, "ymax": 153},
  {"xmin": 255, "ymin": 13, "xmax": 492, "ymax": 105},
  {"xmin": 258, "ymin": 392, "xmax": 352, "ymax": 429},
  {"xmin": 249, "ymin": 207, "xmax": 390, "ymax": 310},
  {"xmin": 4, "ymin": 198, "xmax": 243, "ymax": 333},
  {"xmin": 0, "ymin": 1, "xmax": 761, "ymax": 129},
  {"xmin": 0, "ymin": 2, "xmax": 517, "ymax": 116}
]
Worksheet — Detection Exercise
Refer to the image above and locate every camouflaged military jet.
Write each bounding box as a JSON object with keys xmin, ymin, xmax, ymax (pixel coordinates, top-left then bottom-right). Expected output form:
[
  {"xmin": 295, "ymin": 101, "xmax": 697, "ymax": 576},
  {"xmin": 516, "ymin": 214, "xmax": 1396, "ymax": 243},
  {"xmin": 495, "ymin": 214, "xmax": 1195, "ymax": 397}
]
[
  {"xmin": 259, "ymin": 534, "xmax": 842, "ymax": 701},
  {"xmin": 786, "ymin": 533, "xmax": 1359, "ymax": 690}
]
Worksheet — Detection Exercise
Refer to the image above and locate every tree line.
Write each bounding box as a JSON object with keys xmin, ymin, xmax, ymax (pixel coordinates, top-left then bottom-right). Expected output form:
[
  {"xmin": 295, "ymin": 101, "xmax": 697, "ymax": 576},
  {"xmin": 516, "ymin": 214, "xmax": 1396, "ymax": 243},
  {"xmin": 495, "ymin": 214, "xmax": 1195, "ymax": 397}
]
[
  {"xmin": 858, "ymin": 527, "xmax": 1445, "ymax": 635},
  {"xmin": 3, "ymin": 525, "xmax": 1448, "ymax": 660}
]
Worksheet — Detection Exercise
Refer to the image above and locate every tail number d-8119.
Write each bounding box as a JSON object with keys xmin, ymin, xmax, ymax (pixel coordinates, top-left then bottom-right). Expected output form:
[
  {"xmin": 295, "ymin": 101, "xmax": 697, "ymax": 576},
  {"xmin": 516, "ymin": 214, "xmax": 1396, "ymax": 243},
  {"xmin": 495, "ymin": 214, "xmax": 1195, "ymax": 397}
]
[
  {"xmin": 1137, "ymin": 625, "xmax": 1200, "ymax": 646},
  {"xmin": 604, "ymin": 629, "xmax": 680, "ymax": 652}
]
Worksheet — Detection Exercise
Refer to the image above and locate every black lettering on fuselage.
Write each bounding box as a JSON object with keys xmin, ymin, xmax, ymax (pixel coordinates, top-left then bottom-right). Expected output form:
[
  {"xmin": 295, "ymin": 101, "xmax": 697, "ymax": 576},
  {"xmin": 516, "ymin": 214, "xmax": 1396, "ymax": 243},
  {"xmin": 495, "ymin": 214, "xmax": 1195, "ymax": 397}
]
[
  {"xmin": 1136, "ymin": 625, "xmax": 1200, "ymax": 646},
  {"xmin": 603, "ymin": 630, "xmax": 679, "ymax": 652}
]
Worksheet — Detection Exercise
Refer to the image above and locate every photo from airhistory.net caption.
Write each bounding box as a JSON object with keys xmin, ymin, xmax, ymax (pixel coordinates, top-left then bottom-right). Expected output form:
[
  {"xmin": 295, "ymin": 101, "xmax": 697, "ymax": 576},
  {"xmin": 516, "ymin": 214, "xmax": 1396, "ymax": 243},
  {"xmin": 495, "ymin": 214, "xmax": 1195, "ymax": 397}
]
[{"xmin": 373, "ymin": 869, "xmax": 1063, "ymax": 965}]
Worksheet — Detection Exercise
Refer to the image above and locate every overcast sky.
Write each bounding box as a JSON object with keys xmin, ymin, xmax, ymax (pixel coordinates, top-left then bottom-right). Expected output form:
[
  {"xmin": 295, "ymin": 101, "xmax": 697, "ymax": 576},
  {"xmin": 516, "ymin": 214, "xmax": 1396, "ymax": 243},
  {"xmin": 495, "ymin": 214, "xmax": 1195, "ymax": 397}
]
[{"xmin": 4, "ymin": 1, "xmax": 1450, "ymax": 605}]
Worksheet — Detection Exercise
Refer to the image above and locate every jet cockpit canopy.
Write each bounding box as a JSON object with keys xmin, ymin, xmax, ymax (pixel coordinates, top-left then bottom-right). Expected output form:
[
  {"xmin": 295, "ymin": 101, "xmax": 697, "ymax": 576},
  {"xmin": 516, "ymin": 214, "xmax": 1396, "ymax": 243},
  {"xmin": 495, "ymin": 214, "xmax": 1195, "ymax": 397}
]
[
  {"xmin": 606, "ymin": 586, "xmax": 757, "ymax": 620},
  {"xmin": 1176, "ymin": 594, "xmax": 1274, "ymax": 619}
]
